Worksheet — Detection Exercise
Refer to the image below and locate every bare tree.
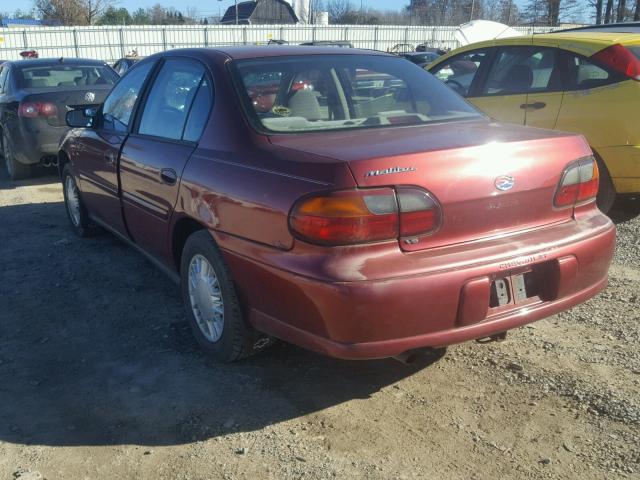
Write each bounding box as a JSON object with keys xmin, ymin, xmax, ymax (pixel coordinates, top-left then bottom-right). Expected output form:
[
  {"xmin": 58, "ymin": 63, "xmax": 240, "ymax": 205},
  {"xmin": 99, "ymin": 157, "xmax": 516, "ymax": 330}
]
[
  {"xmin": 635, "ymin": 0, "xmax": 640, "ymax": 19},
  {"xmin": 616, "ymin": 0, "xmax": 626, "ymax": 20},
  {"xmin": 604, "ymin": 0, "xmax": 613, "ymax": 21},
  {"xmin": 326, "ymin": 0, "xmax": 356, "ymax": 23},
  {"xmin": 81, "ymin": 0, "xmax": 114, "ymax": 24},
  {"xmin": 34, "ymin": 0, "xmax": 113, "ymax": 24}
]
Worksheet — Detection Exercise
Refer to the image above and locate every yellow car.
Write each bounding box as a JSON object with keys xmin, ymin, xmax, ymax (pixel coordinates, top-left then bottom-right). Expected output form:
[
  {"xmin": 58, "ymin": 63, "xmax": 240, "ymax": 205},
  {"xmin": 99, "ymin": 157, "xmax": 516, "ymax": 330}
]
[{"xmin": 427, "ymin": 29, "xmax": 640, "ymax": 211}]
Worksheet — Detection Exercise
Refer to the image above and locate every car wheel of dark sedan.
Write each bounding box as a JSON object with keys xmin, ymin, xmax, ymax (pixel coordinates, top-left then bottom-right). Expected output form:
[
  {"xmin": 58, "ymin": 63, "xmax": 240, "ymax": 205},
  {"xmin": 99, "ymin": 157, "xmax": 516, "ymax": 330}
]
[
  {"xmin": 181, "ymin": 231, "xmax": 260, "ymax": 362},
  {"xmin": 62, "ymin": 164, "xmax": 93, "ymax": 237},
  {"xmin": 2, "ymin": 130, "xmax": 31, "ymax": 180}
]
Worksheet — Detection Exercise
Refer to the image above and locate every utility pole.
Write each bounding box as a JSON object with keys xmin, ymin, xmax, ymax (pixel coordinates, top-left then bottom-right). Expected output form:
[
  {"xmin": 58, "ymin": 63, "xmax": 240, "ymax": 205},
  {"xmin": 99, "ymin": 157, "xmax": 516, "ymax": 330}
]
[{"xmin": 235, "ymin": 0, "xmax": 239, "ymax": 25}]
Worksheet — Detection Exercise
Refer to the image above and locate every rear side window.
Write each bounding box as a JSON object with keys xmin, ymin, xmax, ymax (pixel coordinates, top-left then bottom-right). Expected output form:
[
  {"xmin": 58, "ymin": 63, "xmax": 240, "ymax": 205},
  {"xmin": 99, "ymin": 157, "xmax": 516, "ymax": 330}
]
[
  {"xmin": 430, "ymin": 50, "xmax": 489, "ymax": 97},
  {"xmin": 482, "ymin": 47, "xmax": 561, "ymax": 95},
  {"xmin": 563, "ymin": 52, "xmax": 615, "ymax": 90},
  {"xmin": 138, "ymin": 58, "xmax": 206, "ymax": 141},
  {"xmin": 16, "ymin": 64, "xmax": 118, "ymax": 88}
]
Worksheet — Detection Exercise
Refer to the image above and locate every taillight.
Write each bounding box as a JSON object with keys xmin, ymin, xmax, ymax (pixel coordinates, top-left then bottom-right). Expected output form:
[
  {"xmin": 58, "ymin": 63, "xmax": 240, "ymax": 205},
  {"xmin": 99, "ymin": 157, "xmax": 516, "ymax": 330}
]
[
  {"xmin": 554, "ymin": 156, "xmax": 599, "ymax": 208},
  {"xmin": 289, "ymin": 187, "xmax": 441, "ymax": 246},
  {"xmin": 591, "ymin": 44, "xmax": 640, "ymax": 81},
  {"xmin": 396, "ymin": 187, "xmax": 441, "ymax": 237},
  {"xmin": 18, "ymin": 102, "xmax": 58, "ymax": 118}
]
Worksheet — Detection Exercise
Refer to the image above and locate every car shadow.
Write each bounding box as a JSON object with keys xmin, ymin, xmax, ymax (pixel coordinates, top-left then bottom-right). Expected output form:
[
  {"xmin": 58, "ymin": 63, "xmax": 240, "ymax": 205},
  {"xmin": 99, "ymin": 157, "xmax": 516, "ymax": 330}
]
[
  {"xmin": 608, "ymin": 196, "xmax": 640, "ymax": 224},
  {"xmin": 0, "ymin": 169, "xmax": 59, "ymax": 190},
  {"xmin": 0, "ymin": 201, "xmax": 444, "ymax": 448}
]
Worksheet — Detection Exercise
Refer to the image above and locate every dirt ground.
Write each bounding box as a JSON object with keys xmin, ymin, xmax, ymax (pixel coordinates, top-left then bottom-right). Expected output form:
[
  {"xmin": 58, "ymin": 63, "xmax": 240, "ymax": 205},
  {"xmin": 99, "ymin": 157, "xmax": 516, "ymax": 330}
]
[{"xmin": 1, "ymin": 171, "xmax": 639, "ymax": 480}]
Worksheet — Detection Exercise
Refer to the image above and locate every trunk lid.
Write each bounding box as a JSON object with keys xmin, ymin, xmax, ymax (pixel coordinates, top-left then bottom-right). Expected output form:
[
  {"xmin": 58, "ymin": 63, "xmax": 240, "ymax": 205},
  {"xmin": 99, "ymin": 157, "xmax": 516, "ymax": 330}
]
[
  {"xmin": 22, "ymin": 86, "xmax": 111, "ymax": 127},
  {"xmin": 269, "ymin": 120, "xmax": 592, "ymax": 251}
]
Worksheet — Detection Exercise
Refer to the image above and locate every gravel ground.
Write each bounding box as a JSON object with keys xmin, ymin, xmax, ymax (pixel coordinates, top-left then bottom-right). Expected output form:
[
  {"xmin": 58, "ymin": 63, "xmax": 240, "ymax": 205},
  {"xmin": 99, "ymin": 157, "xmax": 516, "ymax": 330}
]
[{"xmin": 0, "ymin": 172, "xmax": 639, "ymax": 480}]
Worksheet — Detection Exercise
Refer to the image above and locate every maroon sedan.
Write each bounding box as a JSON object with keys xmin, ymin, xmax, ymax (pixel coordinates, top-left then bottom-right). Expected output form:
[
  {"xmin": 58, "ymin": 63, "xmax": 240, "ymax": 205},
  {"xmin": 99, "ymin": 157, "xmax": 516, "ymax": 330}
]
[{"xmin": 59, "ymin": 47, "xmax": 615, "ymax": 362}]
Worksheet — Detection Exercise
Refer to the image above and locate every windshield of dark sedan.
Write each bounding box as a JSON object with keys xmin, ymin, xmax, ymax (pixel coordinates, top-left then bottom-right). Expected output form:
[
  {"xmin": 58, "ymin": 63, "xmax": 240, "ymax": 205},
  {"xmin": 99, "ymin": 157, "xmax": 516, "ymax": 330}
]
[
  {"xmin": 16, "ymin": 64, "xmax": 118, "ymax": 88},
  {"xmin": 232, "ymin": 54, "xmax": 481, "ymax": 133}
]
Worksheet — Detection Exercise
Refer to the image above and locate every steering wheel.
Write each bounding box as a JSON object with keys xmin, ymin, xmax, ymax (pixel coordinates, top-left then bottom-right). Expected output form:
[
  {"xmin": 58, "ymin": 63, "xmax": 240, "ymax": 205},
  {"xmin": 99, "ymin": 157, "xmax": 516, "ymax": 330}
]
[{"xmin": 445, "ymin": 79, "xmax": 466, "ymax": 96}]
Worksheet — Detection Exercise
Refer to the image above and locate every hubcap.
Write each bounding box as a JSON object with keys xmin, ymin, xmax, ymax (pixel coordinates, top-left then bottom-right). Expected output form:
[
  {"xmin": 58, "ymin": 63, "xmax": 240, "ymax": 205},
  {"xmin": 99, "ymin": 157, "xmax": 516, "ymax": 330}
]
[
  {"xmin": 188, "ymin": 254, "xmax": 224, "ymax": 342},
  {"xmin": 65, "ymin": 176, "xmax": 81, "ymax": 227}
]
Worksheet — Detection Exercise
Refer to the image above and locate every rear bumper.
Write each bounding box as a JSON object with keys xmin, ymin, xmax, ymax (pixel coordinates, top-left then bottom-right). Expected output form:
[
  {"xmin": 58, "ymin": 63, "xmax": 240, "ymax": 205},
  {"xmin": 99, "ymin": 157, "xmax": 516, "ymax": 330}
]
[
  {"xmin": 220, "ymin": 210, "xmax": 615, "ymax": 359},
  {"xmin": 8, "ymin": 119, "xmax": 68, "ymax": 165}
]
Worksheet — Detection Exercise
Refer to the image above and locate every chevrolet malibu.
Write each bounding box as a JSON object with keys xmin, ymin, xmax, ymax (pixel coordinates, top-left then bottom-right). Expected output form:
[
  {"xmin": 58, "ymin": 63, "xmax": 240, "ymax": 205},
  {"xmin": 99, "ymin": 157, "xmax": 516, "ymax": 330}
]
[{"xmin": 59, "ymin": 47, "xmax": 615, "ymax": 363}]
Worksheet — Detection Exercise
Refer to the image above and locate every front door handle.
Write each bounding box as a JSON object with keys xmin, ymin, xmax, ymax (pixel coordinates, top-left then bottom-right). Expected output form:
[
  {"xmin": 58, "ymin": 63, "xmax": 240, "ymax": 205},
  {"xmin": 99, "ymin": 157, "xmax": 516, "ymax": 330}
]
[
  {"xmin": 160, "ymin": 168, "xmax": 177, "ymax": 185},
  {"xmin": 520, "ymin": 102, "xmax": 546, "ymax": 110},
  {"xmin": 104, "ymin": 151, "xmax": 116, "ymax": 165}
]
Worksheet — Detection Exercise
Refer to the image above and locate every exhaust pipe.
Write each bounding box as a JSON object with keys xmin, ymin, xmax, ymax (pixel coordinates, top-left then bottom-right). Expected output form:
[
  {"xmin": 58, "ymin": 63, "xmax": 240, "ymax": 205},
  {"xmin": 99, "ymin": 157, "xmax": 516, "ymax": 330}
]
[
  {"xmin": 41, "ymin": 157, "xmax": 58, "ymax": 168},
  {"xmin": 392, "ymin": 350, "xmax": 419, "ymax": 365}
]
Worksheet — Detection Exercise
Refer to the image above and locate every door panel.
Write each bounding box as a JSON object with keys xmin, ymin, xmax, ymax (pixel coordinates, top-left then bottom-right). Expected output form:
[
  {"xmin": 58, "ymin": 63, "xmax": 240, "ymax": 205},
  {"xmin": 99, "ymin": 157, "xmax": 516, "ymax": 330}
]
[
  {"xmin": 120, "ymin": 136, "xmax": 194, "ymax": 260},
  {"xmin": 76, "ymin": 130, "xmax": 128, "ymax": 235},
  {"xmin": 74, "ymin": 61, "xmax": 155, "ymax": 236},
  {"xmin": 469, "ymin": 94, "xmax": 526, "ymax": 124},
  {"xmin": 523, "ymin": 91, "xmax": 563, "ymax": 129},
  {"xmin": 119, "ymin": 58, "xmax": 210, "ymax": 263}
]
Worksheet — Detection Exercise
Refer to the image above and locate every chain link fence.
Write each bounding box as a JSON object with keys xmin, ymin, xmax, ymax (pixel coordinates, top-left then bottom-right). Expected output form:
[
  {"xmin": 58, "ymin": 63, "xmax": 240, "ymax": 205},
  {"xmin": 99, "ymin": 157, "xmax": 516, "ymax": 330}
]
[{"xmin": 0, "ymin": 24, "xmax": 556, "ymax": 63}]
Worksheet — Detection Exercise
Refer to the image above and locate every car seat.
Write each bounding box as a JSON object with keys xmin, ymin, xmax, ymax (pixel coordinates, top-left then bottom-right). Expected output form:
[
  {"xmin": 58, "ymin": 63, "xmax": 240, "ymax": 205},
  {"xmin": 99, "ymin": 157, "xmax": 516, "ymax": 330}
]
[
  {"xmin": 288, "ymin": 89, "xmax": 322, "ymax": 120},
  {"xmin": 502, "ymin": 64, "xmax": 533, "ymax": 93}
]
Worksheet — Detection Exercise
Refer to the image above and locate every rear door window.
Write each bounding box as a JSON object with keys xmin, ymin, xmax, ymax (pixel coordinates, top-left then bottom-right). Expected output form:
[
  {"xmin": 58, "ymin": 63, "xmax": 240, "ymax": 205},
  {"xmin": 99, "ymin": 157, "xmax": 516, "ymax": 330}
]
[
  {"xmin": 481, "ymin": 47, "xmax": 561, "ymax": 95},
  {"xmin": 430, "ymin": 50, "xmax": 490, "ymax": 97},
  {"xmin": 138, "ymin": 58, "xmax": 206, "ymax": 141},
  {"xmin": 182, "ymin": 77, "xmax": 213, "ymax": 142}
]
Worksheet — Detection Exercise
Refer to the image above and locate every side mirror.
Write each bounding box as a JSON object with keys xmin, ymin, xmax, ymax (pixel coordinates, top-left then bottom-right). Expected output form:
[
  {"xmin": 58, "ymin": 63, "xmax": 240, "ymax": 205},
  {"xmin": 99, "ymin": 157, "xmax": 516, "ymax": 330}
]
[{"xmin": 66, "ymin": 107, "xmax": 96, "ymax": 128}]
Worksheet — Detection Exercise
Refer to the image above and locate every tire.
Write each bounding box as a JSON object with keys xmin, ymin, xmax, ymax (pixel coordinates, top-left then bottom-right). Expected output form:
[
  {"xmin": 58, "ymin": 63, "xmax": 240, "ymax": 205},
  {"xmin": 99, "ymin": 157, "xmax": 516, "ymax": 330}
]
[
  {"xmin": 595, "ymin": 154, "xmax": 616, "ymax": 214},
  {"xmin": 2, "ymin": 129, "xmax": 31, "ymax": 180},
  {"xmin": 181, "ymin": 230, "xmax": 264, "ymax": 362},
  {"xmin": 61, "ymin": 164, "xmax": 93, "ymax": 237}
]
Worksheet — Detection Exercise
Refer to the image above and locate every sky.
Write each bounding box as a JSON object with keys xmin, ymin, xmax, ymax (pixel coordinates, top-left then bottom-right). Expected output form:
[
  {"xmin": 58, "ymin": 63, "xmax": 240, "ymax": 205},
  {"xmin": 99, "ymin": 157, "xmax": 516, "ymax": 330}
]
[{"xmin": 9, "ymin": 0, "xmax": 408, "ymax": 18}]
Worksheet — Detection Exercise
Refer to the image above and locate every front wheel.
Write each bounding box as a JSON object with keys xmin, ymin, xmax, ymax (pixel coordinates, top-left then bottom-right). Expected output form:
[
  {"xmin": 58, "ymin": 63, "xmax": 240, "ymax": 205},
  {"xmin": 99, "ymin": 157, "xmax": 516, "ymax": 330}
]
[
  {"xmin": 62, "ymin": 164, "xmax": 93, "ymax": 237},
  {"xmin": 181, "ymin": 231, "xmax": 265, "ymax": 362},
  {"xmin": 2, "ymin": 130, "xmax": 31, "ymax": 180}
]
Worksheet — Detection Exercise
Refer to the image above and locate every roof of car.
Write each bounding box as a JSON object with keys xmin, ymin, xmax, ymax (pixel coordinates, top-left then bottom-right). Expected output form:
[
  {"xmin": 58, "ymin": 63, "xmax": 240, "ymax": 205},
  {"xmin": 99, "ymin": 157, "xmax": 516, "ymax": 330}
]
[
  {"xmin": 203, "ymin": 45, "xmax": 390, "ymax": 59},
  {"xmin": 6, "ymin": 57, "xmax": 108, "ymax": 67},
  {"xmin": 429, "ymin": 31, "xmax": 640, "ymax": 67},
  {"xmin": 549, "ymin": 21, "xmax": 640, "ymax": 33}
]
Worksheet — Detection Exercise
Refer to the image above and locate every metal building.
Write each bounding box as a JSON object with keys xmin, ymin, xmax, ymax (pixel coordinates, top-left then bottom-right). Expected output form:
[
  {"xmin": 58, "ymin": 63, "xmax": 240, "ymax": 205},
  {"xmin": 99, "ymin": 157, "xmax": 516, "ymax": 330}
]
[{"xmin": 220, "ymin": 0, "xmax": 299, "ymax": 25}]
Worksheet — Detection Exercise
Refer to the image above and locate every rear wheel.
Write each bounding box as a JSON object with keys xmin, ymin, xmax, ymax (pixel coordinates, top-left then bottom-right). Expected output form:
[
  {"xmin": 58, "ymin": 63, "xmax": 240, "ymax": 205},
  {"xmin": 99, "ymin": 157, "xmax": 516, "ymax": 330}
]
[
  {"xmin": 181, "ymin": 231, "xmax": 265, "ymax": 362},
  {"xmin": 2, "ymin": 130, "xmax": 31, "ymax": 180},
  {"xmin": 595, "ymin": 154, "xmax": 616, "ymax": 214}
]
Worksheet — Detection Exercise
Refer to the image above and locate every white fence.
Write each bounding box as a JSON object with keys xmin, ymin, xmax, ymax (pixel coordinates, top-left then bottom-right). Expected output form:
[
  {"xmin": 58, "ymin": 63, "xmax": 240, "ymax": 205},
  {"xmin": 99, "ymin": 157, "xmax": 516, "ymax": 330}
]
[{"xmin": 0, "ymin": 24, "xmax": 556, "ymax": 63}]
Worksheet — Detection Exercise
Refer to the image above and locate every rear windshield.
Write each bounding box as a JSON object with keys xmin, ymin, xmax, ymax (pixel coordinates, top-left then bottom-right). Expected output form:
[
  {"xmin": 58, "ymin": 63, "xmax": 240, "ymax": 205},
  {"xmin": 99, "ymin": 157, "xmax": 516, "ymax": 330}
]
[
  {"xmin": 232, "ymin": 54, "xmax": 481, "ymax": 134},
  {"xmin": 629, "ymin": 45, "xmax": 640, "ymax": 59},
  {"xmin": 16, "ymin": 64, "xmax": 118, "ymax": 88}
]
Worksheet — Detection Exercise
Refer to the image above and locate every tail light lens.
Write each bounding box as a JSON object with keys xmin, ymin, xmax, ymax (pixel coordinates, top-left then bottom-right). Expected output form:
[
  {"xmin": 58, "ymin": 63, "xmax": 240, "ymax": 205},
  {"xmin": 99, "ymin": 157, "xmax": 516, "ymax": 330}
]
[
  {"xmin": 591, "ymin": 44, "xmax": 640, "ymax": 81},
  {"xmin": 289, "ymin": 187, "xmax": 442, "ymax": 246},
  {"xmin": 397, "ymin": 187, "xmax": 442, "ymax": 237},
  {"xmin": 554, "ymin": 156, "xmax": 599, "ymax": 208},
  {"xmin": 18, "ymin": 102, "xmax": 58, "ymax": 118}
]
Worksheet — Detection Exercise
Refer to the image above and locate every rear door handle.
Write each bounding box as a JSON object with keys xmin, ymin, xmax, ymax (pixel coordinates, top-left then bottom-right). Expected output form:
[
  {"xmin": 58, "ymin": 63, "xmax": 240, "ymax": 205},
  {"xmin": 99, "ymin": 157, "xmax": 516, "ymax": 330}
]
[
  {"xmin": 520, "ymin": 102, "xmax": 546, "ymax": 110},
  {"xmin": 104, "ymin": 151, "xmax": 116, "ymax": 165},
  {"xmin": 160, "ymin": 168, "xmax": 177, "ymax": 185}
]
